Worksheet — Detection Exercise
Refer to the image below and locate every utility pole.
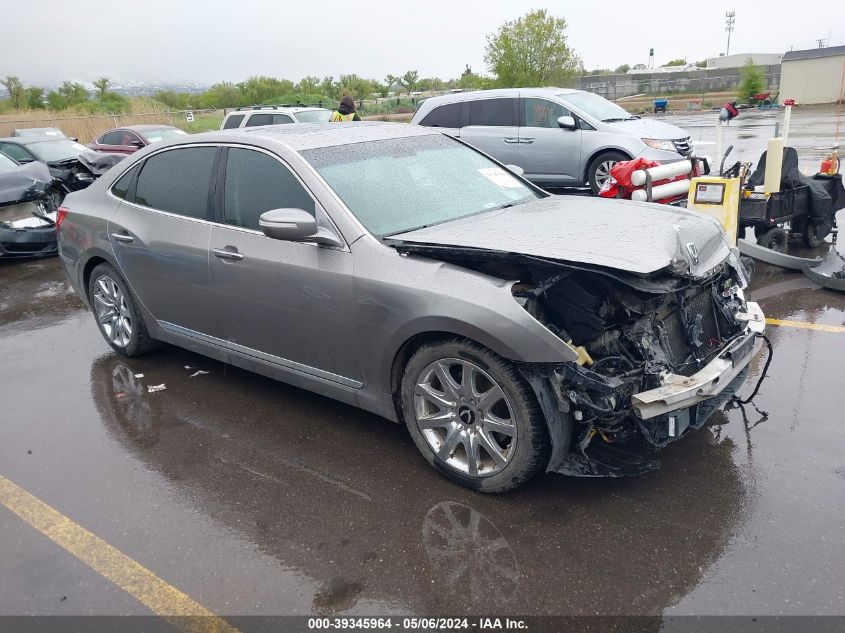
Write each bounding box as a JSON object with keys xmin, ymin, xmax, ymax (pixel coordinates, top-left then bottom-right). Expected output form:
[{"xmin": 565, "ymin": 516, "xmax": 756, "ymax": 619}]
[
  {"xmin": 725, "ymin": 11, "xmax": 736, "ymax": 56},
  {"xmin": 817, "ymin": 38, "xmax": 827, "ymax": 48}
]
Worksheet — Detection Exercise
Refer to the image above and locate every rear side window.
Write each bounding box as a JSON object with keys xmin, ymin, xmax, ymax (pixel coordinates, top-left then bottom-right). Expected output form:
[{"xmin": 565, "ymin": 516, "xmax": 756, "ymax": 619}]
[
  {"xmin": 223, "ymin": 148, "xmax": 315, "ymax": 231},
  {"xmin": 1, "ymin": 143, "xmax": 33, "ymax": 162},
  {"xmin": 245, "ymin": 113, "xmax": 272, "ymax": 127},
  {"xmin": 111, "ymin": 165, "xmax": 138, "ymax": 200},
  {"xmin": 272, "ymin": 114, "xmax": 294, "ymax": 124},
  {"xmin": 223, "ymin": 114, "xmax": 245, "ymax": 129},
  {"xmin": 134, "ymin": 147, "xmax": 217, "ymax": 219},
  {"xmin": 419, "ymin": 103, "xmax": 463, "ymax": 128},
  {"xmin": 468, "ymin": 99, "xmax": 517, "ymax": 127}
]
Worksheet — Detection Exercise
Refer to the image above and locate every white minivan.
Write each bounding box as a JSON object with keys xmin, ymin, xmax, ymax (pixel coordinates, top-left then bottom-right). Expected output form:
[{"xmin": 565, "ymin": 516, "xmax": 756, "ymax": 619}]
[{"xmin": 411, "ymin": 87, "xmax": 693, "ymax": 193}]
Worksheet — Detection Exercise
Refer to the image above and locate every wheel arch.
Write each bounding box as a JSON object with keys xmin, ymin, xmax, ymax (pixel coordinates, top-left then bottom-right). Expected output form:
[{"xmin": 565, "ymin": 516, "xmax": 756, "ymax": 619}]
[
  {"xmin": 79, "ymin": 248, "xmax": 119, "ymax": 308},
  {"xmin": 583, "ymin": 147, "xmax": 632, "ymax": 183}
]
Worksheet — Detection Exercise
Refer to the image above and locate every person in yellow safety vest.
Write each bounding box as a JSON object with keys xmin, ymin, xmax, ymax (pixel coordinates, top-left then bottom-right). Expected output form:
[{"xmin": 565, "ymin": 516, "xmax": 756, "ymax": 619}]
[{"xmin": 330, "ymin": 95, "xmax": 362, "ymax": 122}]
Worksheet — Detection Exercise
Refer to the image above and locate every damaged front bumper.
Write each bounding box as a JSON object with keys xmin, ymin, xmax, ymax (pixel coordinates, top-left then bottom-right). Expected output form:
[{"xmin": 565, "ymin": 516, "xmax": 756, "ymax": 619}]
[{"xmin": 631, "ymin": 301, "xmax": 765, "ymax": 419}]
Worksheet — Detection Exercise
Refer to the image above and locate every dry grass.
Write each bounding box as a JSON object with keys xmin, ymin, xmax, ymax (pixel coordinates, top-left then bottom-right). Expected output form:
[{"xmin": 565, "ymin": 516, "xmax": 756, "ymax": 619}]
[{"xmin": 0, "ymin": 101, "xmax": 190, "ymax": 143}]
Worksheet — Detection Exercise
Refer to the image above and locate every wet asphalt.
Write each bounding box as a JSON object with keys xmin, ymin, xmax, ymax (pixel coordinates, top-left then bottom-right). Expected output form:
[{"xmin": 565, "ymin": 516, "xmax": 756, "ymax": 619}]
[{"xmin": 1, "ymin": 106, "xmax": 844, "ymax": 625}]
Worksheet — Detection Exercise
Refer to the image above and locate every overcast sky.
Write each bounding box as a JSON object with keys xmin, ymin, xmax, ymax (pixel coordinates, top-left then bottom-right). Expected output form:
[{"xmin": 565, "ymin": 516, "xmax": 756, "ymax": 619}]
[{"xmin": 4, "ymin": 0, "xmax": 843, "ymax": 87}]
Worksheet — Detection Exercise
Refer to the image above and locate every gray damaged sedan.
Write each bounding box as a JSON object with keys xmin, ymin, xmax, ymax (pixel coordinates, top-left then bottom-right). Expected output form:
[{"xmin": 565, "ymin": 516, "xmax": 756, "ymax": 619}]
[{"xmin": 57, "ymin": 122, "xmax": 766, "ymax": 492}]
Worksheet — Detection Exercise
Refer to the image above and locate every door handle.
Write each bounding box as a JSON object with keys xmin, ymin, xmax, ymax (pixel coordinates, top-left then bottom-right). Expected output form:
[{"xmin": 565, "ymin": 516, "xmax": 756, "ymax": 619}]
[
  {"xmin": 110, "ymin": 232, "xmax": 134, "ymax": 243},
  {"xmin": 520, "ymin": 138, "xmax": 535, "ymax": 144},
  {"xmin": 212, "ymin": 247, "xmax": 244, "ymax": 261},
  {"xmin": 502, "ymin": 138, "xmax": 520, "ymax": 144}
]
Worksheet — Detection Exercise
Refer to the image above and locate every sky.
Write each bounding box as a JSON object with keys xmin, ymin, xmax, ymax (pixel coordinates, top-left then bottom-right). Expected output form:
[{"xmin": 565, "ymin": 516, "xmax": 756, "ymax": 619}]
[{"xmin": 3, "ymin": 0, "xmax": 843, "ymax": 87}]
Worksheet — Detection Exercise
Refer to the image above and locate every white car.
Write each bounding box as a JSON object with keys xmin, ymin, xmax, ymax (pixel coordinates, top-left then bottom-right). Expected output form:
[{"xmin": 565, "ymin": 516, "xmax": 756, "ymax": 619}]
[{"xmin": 220, "ymin": 105, "xmax": 332, "ymax": 130}]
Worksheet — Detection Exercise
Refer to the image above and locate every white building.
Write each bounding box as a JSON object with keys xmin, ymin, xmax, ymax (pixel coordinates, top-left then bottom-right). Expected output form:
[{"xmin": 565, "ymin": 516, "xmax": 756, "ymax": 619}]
[
  {"xmin": 706, "ymin": 53, "xmax": 782, "ymax": 69},
  {"xmin": 780, "ymin": 45, "xmax": 845, "ymax": 105}
]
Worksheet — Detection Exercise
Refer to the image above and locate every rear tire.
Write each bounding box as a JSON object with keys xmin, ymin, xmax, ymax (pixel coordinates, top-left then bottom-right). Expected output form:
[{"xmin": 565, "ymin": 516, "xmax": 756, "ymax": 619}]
[
  {"xmin": 587, "ymin": 151, "xmax": 627, "ymax": 195},
  {"xmin": 756, "ymin": 226, "xmax": 788, "ymax": 252},
  {"xmin": 87, "ymin": 263, "xmax": 156, "ymax": 357},
  {"xmin": 400, "ymin": 338, "xmax": 550, "ymax": 493},
  {"xmin": 803, "ymin": 222, "xmax": 825, "ymax": 248}
]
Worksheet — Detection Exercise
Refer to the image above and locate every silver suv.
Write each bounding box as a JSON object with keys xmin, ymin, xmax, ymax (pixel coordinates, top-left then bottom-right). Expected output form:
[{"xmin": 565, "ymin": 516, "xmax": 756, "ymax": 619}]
[
  {"xmin": 221, "ymin": 105, "xmax": 332, "ymax": 129},
  {"xmin": 411, "ymin": 88, "xmax": 693, "ymax": 193}
]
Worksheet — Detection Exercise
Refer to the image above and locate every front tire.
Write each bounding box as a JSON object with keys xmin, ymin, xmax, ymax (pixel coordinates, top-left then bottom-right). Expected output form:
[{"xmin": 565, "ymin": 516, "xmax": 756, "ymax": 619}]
[
  {"xmin": 87, "ymin": 263, "xmax": 156, "ymax": 357},
  {"xmin": 587, "ymin": 151, "xmax": 627, "ymax": 195},
  {"xmin": 401, "ymin": 339, "xmax": 550, "ymax": 493}
]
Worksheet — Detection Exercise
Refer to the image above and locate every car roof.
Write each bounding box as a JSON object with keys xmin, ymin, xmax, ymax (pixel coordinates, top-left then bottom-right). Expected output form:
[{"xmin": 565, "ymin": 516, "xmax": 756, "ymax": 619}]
[
  {"xmin": 420, "ymin": 87, "xmax": 582, "ymax": 106},
  {"xmin": 0, "ymin": 136, "xmax": 72, "ymax": 145},
  {"xmin": 119, "ymin": 124, "xmax": 180, "ymax": 132},
  {"xmin": 227, "ymin": 106, "xmax": 330, "ymax": 115},
  {"xmin": 13, "ymin": 127, "xmax": 63, "ymax": 133},
  {"xmin": 187, "ymin": 122, "xmax": 439, "ymax": 152}
]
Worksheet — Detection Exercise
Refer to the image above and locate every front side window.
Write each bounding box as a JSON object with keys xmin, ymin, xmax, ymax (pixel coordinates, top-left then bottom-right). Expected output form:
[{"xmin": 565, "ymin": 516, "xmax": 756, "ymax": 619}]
[
  {"xmin": 134, "ymin": 147, "xmax": 216, "ymax": 219},
  {"xmin": 140, "ymin": 128, "xmax": 188, "ymax": 144},
  {"xmin": 223, "ymin": 148, "xmax": 315, "ymax": 231},
  {"xmin": 223, "ymin": 114, "xmax": 245, "ymax": 129},
  {"xmin": 0, "ymin": 143, "xmax": 33, "ymax": 163},
  {"xmin": 560, "ymin": 92, "xmax": 635, "ymax": 122},
  {"xmin": 522, "ymin": 98, "xmax": 572, "ymax": 128},
  {"xmin": 245, "ymin": 113, "xmax": 273, "ymax": 127},
  {"xmin": 100, "ymin": 130, "xmax": 125, "ymax": 145},
  {"xmin": 468, "ymin": 98, "xmax": 517, "ymax": 127},
  {"xmin": 303, "ymin": 134, "xmax": 539, "ymax": 237}
]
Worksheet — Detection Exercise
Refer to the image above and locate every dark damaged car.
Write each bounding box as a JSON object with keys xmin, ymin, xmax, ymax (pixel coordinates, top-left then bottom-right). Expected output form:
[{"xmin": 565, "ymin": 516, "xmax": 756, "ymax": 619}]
[
  {"xmin": 0, "ymin": 136, "xmax": 125, "ymax": 204},
  {"xmin": 57, "ymin": 123, "xmax": 766, "ymax": 492},
  {"xmin": 0, "ymin": 153, "xmax": 58, "ymax": 258}
]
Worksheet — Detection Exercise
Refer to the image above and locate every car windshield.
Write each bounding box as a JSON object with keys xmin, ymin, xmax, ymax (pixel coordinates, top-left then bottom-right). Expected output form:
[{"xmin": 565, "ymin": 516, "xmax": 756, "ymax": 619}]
[
  {"xmin": 302, "ymin": 134, "xmax": 539, "ymax": 237},
  {"xmin": 560, "ymin": 92, "xmax": 635, "ymax": 122},
  {"xmin": 141, "ymin": 128, "xmax": 189, "ymax": 144},
  {"xmin": 0, "ymin": 153, "xmax": 18, "ymax": 171},
  {"xmin": 26, "ymin": 140, "xmax": 89, "ymax": 162},
  {"xmin": 294, "ymin": 110, "xmax": 331, "ymax": 123}
]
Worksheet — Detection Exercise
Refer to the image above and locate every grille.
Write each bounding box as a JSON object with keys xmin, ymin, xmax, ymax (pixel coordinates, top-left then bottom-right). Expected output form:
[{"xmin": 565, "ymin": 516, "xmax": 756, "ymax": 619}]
[
  {"xmin": 673, "ymin": 137, "xmax": 693, "ymax": 156},
  {"xmin": 659, "ymin": 289, "xmax": 724, "ymax": 376},
  {"xmin": 2, "ymin": 242, "xmax": 53, "ymax": 253}
]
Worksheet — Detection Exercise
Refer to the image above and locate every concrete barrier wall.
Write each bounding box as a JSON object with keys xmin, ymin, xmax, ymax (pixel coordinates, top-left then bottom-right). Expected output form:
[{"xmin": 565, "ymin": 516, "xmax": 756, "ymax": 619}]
[{"xmin": 576, "ymin": 65, "xmax": 781, "ymax": 99}]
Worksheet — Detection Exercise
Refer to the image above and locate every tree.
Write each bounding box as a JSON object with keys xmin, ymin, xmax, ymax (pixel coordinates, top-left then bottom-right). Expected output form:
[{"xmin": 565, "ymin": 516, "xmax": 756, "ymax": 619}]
[
  {"xmin": 46, "ymin": 91, "xmax": 67, "ymax": 110},
  {"xmin": 2, "ymin": 76, "xmax": 25, "ymax": 109},
  {"xmin": 57, "ymin": 81, "xmax": 89, "ymax": 106},
  {"xmin": 93, "ymin": 77, "xmax": 111, "ymax": 98},
  {"xmin": 484, "ymin": 9, "xmax": 581, "ymax": 87},
  {"xmin": 25, "ymin": 87, "xmax": 45, "ymax": 109},
  {"xmin": 739, "ymin": 58, "xmax": 765, "ymax": 102},
  {"xmin": 664, "ymin": 58, "xmax": 686, "ymax": 67},
  {"xmin": 614, "ymin": 64, "xmax": 631, "ymax": 74},
  {"xmin": 401, "ymin": 70, "xmax": 419, "ymax": 93}
]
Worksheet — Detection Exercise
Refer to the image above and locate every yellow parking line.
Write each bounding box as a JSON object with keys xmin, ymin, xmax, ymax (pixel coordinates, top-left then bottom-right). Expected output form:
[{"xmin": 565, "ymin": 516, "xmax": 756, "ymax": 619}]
[
  {"xmin": 0, "ymin": 475, "xmax": 240, "ymax": 633},
  {"xmin": 765, "ymin": 318, "xmax": 845, "ymax": 333}
]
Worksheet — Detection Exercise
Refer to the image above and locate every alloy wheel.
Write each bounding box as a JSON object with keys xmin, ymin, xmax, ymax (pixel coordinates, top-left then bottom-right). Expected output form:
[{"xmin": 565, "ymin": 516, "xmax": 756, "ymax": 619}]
[
  {"xmin": 93, "ymin": 274, "xmax": 133, "ymax": 348},
  {"xmin": 414, "ymin": 358, "xmax": 517, "ymax": 477},
  {"xmin": 594, "ymin": 160, "xmax": 617, "ymax": 189}
]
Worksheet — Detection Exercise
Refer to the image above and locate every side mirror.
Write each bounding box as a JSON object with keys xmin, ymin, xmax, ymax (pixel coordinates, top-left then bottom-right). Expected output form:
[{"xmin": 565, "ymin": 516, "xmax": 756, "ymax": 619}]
[
  {"xmin": 130, "ymin": 141, "xmax": 145, "ymax": 148},
  {"xmin": 260, "ymin": 208, "xmax": 317, "ymax": 241},
  {"xmin": 259, "ymin": 208, "xmax": 344, "ymax": 247},
  {"xmin": 68, "ymin": 137, "xmax": 78, "ymax": 142},
  {"xmin": 557, "ymin": 115, "xmax": 577, "ymax": 130},
  {"xmin": 505, "ymin": 164, "xmax": 525, "ymax": 177}
]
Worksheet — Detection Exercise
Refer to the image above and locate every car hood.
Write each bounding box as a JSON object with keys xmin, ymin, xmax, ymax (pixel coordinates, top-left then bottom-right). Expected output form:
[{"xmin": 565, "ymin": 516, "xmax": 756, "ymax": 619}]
[
  {"xmin": 601, "ymin": 117, "xmax": 688, "ymax": 140},
  {"xmin": 389, "ymin": 195, "xmax": 731, "ymax": 278}
]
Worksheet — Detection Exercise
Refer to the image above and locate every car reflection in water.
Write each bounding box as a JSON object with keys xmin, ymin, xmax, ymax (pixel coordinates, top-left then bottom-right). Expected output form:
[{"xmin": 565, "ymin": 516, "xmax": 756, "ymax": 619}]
[{"xmin": 91, "ymin": 350, "xmax": 749, "ymax": 619}]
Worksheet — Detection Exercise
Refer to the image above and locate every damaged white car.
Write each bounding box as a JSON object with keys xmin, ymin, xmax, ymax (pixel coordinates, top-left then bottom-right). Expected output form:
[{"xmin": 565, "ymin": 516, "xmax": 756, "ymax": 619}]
[{"xmin": 58, "ymin": 123, "xmax": 767, "ymax": 492}]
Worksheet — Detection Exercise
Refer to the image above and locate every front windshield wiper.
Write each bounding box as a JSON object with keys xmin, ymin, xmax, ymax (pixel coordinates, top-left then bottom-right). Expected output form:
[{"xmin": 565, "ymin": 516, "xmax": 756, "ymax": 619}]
[{"xmin": 601, "ymin": 117, "xmax": 637, "ymax": 122}]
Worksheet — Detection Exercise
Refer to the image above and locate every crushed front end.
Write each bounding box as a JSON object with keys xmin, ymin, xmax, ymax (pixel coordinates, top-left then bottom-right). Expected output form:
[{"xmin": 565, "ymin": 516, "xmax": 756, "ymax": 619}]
[{"xmin": 514, "ymin": 253, "xmax": 766, "ymax": 476}]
